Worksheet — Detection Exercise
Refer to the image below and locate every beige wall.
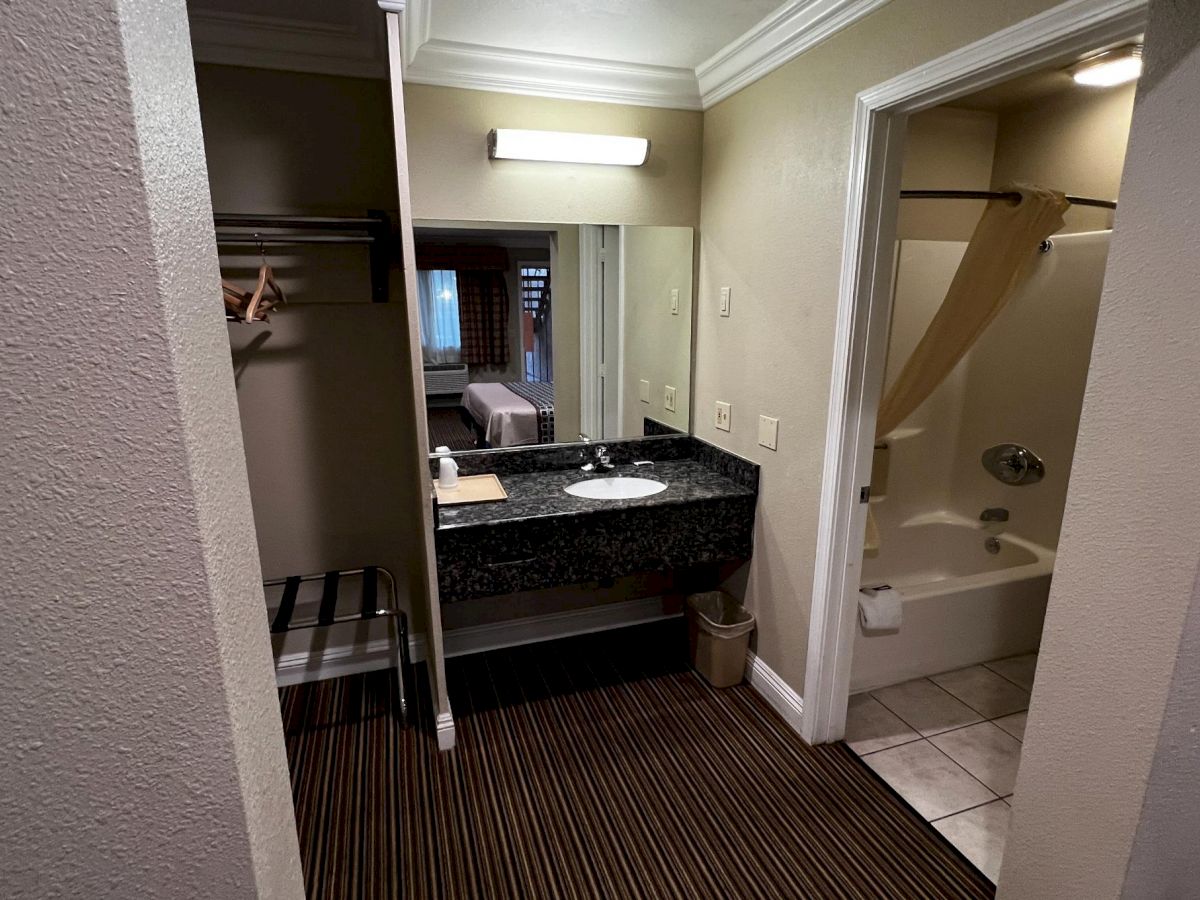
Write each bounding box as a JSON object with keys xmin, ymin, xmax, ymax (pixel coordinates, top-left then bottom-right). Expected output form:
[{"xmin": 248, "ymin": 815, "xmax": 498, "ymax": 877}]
[
  {"xmin": 620, "ymin": 226, "xmax": 695, "ymax": 435},
  {"xmin": 403, "ymin": 83, "xmax": 703, "ymax": 227},
  {"xmin": 551, "ymin": 225, "xmax": 583, "ymax": 440},
  {"xmin": 3, "ymin": 1, "xmax": 302, "ymax": 894},
  {"xmin": 1000, "ymin": 4, "xmax": 1200, "ymax": 894},
  {"xmin": 897, "ymin": 106, "xmax": 998, "ymax": 240},
  {"xmin": 991, "ymin": 82, "xmax": 1135, "ymax": 233},
  {"xmin": 196, "ymin": 64, "xmax": 399, "ymax": 304},
  {"xmin": 228, "ymin": 306, "xmax": 425, "ymax": 628},
  {"xmin": 695, "ymin": 0, "xmax": 1058, "ymax": 692}
]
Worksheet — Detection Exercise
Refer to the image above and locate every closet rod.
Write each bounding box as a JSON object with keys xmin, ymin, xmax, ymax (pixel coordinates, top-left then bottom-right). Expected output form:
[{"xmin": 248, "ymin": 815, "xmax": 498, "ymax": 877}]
[
  {"xmin": 213, "ymin": 213, "xmax": 384, "ymax": 229},
  {"xmin": 900, "ymin": 189, "xmax": 1117, "ymax": 210},
  {"xmin": 214, "ymin": 234, "xmax": 376, "ymax": 245}
]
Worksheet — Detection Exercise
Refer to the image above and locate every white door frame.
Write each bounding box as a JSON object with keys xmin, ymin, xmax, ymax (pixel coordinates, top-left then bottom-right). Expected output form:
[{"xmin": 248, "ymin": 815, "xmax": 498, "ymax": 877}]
[
  {"xmin": 801, "ymin": 0, "xmax": 1148, "ymax": 745},
  {"xmin": 579, "ymin": 224, "xmax": 622, "ymax": 439}
]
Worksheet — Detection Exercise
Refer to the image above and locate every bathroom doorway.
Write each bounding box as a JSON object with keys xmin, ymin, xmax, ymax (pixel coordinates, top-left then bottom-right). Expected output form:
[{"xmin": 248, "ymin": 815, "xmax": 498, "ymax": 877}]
[{"xmin": 802, "ymin": 2, "xmax": 1146, "ymax": 884}]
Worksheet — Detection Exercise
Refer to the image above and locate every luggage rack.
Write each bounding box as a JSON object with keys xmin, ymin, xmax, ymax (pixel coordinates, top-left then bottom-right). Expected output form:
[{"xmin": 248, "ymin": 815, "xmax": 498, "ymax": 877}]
[{"xmin": 266, "ymin": 566, "xmax": 409, "ymax": 722}]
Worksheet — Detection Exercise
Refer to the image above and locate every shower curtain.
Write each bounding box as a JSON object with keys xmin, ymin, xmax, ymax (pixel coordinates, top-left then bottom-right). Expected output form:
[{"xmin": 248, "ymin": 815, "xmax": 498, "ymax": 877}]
[{"xmin": 864, "ymin": 184, "xmax": 1069, "ymax": 552}]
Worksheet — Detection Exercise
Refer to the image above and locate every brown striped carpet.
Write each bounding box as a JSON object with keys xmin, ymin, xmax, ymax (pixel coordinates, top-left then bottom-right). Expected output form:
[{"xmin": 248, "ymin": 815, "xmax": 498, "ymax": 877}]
[
  {"xmin": 279, "ymin": 620, "xmax": 994, "ymax": 898},
  {"xmin": 427, "ymin": 407, "xmax": 476, "ymax": 452}
]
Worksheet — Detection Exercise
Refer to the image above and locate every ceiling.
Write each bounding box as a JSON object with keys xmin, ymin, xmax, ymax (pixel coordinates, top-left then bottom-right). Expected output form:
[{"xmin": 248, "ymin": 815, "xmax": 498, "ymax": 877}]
[
  {"xmin": 186, "ymin": 0, "xmax": 887, "ymax": 110},
  {"xmin": 422, "ymin": 0, "xmax": 782, "ymax": 70}
]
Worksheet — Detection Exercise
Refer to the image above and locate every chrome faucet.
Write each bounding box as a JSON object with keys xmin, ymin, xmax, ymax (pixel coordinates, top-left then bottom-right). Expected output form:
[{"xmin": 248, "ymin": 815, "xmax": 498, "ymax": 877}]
[
  {"xmin": 580, "ymin": 444, "xmax": 615, "ymax": 473},
  {"xmin": 980, "ymin": 507, "xmax": 1009, "ymax": 523}
]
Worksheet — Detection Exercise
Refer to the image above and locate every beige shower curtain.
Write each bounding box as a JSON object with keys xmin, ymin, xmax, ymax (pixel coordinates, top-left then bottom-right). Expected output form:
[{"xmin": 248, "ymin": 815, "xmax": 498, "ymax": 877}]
[{"xmin": 864, "ymin": 184, "xmax": 1069, "ymax": 552}]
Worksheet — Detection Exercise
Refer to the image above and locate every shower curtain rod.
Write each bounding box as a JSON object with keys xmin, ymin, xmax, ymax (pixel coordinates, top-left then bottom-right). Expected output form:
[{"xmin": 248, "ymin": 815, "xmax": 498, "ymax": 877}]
[{"xmin": 900, "ymin": 189, "xmax": 1117, "ymax": 210}]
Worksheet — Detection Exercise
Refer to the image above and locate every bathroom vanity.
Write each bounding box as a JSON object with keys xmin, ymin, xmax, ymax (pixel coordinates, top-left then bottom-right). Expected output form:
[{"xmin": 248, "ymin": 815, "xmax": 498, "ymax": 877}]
[{"xmin": 432, "ymin": 435, "xmax": 758, "ymax": 603}]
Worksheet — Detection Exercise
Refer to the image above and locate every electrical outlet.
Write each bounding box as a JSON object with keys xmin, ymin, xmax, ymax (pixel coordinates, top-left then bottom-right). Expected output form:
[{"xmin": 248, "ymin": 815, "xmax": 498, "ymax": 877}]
[
  {"xmin": 719, "ymin": 286, "xmax": 731, "ymax": 317},
  {"xmin": 670, "ymin": 288, "xmax": 680, "ymax": 315},
  {"xmin": 664, "ymin": 385, "xmax": 677, "ymax": 412},
  {"xmin": 639, "ymin": 379, "xmax": 650, "ymax": 403},
  {"xmin": 758, "ymin": 415, "xmax": 779, "ymax": 451},
  {"xmin": 715, "ymin": 401, "xmax": 731, "ymax": 431}
]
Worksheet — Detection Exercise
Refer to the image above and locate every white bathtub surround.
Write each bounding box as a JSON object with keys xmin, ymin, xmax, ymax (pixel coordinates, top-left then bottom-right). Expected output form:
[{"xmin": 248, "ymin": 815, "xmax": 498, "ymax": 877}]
[
  {"xmin": 847, "ymin": 652, "xmax": 1035, "ymax": 883},
  {"xmin": 852, "ymin": 511, "xmax": 1052, "ymax": 691}
]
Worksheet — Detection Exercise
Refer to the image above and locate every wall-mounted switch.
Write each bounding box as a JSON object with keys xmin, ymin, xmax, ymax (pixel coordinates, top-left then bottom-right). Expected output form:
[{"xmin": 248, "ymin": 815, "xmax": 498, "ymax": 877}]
[
  {"xmin": 719, "ymin": 287, "xmax": 731, "ymax": 317},
  {"xmin": 758, "ymin": 415, "xmax": 779, "ymax": 451},
  {"xmin": 715, "ymin": 401, "xmax": 731, "ymax": 431},
  {"xmin": 664, "ymin": 385, "xmax": 677, "ymax": 412},
  {"xmin": 639, "ymin": 379, "xmax": 650, "ymax": 403},
  {"xmin": 670, "ymin": 288, "xmax": 680, "ymax": 315}
]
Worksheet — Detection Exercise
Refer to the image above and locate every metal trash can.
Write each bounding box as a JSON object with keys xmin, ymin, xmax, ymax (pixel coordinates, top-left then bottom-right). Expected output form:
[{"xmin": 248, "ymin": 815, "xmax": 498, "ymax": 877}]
[{"xmin": 686, "ymin": 591, "xmax": 755, "ymax": 688}]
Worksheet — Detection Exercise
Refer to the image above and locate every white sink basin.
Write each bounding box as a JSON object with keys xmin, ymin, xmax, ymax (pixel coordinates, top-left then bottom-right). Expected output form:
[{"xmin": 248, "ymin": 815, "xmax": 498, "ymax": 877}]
[{"xmin": 564, "ymin": 476, "xmax": 667, "ymax": 500}]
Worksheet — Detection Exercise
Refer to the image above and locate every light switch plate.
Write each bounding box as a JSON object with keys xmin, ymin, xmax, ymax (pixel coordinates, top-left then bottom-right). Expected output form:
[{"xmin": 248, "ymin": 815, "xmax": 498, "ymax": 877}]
[
  {"xmin": 670, "ymin": 288, "xmax": 680, "ymax": 315},
  {"xmin": 719, "ymin": 287, "xmax": 731, "ymax": 317},
  {"xmin": 758, "ymin": 415, "xmax": 779, "ymax": 451},
  {"xmin": 664, "ymin": 385, "xmax": 677, "ymax": 412},
  {"xmin": 639, "ymin": 379, "xmax": 650, "ymax": 403},
  {"xmin": 715, "ymin": 401, "xmax": 731, "ymax": 431}
]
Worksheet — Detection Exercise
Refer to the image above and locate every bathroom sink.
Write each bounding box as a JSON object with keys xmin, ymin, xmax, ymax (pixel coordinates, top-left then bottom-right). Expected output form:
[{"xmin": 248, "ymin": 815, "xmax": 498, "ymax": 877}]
[{"xmin": 564, "ymin": 476, "xmax": 667, "ymax": 500}]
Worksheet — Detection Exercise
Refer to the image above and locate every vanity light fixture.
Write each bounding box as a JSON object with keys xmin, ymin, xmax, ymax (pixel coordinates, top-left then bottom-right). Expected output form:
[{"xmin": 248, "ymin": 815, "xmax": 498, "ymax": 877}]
[
  {"xmin": 1070, "ymin": 44, "xmax": 1142, "ymax": 87},
  {"xmin": 487, "ymin": 129, "xmax": 650, "ymax": 166}
]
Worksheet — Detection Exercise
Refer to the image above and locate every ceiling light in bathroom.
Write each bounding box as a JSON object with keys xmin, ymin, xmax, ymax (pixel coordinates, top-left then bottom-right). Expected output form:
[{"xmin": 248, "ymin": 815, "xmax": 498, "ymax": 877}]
[
  {"xmin": 487, "ymin": 129, "xmax": 650, "ymax": 166},
  {"xmin": 1071, "ymin": 45, "xmax": 1143, "ymax": 87}
]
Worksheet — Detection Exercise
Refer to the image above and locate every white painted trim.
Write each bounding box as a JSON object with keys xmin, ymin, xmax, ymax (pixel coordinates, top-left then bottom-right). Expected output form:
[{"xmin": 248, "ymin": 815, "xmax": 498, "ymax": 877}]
[
  {"xmin": 696, "ymin": 0, "xmax": 891, "ymax": 109},
  {"xmin": 274, "ymin": 636, "xmax": 397, "ymax": 688},
  {"xmin": 405, "ymin": 39, "xmax": 702, "ymax": 110},
  {"xmin": 188, "ymin": 8, "xmax": 387, "ymax": 80},
  {"xmin": 579, "ymin": 225, "xmax": 604, "ymax": 440},
  {"xmin": 275, "ymin": 597, "xmax": 678, "ymax": 685},
  {"xmin": 745, "ymin": 650, "xmax": 805, "ymax": 735},
  {"xmin": 395, "ymin": 0, "xmax": 425, "ymax": 67},
  {"xmin": 435, "ymin": 712, "xmax": 457, "ymax": 751},
  {"xmin": 803, "ymin": 0, "xmax": 1148, "ymax": 745},
  {"xmin": 377, "ymin": 0, "xmax": 407, "ymax": 12},
  {"xmin": 442, "ymin": 597, "xmax": 677, "ymax": 658}
]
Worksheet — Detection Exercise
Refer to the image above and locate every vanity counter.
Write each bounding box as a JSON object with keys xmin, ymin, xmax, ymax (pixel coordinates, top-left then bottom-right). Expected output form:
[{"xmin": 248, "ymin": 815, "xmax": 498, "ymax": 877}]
[
  {"xmin": 435, "ymin": 459, "xmax": 754, "ymax": 531},
  {"xmin": 432, "ymin": 436, "xmax": 759, "ymax": 604}
]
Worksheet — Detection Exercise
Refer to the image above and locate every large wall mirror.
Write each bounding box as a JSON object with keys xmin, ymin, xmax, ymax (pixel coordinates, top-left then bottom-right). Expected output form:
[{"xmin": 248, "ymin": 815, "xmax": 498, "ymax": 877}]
[{"xmin": 415, "ymin": 220, "xmax": 694, "ymax": 452}]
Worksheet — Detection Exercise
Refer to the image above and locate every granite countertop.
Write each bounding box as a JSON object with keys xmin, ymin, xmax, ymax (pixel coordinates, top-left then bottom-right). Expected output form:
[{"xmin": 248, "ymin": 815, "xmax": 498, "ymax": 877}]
[{"xmin": 436, "ymin": 459, "xmax": 756, "ymax": 531}]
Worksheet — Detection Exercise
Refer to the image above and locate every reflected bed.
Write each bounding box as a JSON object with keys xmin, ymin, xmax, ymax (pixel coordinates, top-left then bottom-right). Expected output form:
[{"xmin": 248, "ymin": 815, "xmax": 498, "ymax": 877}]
[{"xmin": 463, "ymin": 381, "xmax": 555, "ymax": 447}]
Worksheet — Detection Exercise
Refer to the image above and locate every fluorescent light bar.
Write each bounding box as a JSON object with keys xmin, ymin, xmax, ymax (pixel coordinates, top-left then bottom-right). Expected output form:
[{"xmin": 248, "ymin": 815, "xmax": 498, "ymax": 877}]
[
  {"xmin": 1071, "ymin": 45, "xmax": 1142, "ymax": 87},
  {"xmin": 487, "ymin": 129, "xmax": 650, "ymax": 166}
]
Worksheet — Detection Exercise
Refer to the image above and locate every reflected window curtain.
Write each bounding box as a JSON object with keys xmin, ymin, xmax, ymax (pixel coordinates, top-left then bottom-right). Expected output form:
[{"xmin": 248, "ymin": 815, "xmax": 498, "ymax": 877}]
[
  {"xmin": 457, "ymin": 270, "xmax": 510, "ymax": 366},
  {"xmin": 417, "ymin": 269, "xmax": 462, "ymax": 364}
]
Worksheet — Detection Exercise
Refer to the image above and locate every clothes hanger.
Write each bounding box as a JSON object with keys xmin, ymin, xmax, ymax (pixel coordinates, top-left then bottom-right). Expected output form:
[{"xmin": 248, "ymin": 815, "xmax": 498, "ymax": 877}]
[{"xmin": 223, "ymin": 235, "xmax": 286, "ymax": 322}]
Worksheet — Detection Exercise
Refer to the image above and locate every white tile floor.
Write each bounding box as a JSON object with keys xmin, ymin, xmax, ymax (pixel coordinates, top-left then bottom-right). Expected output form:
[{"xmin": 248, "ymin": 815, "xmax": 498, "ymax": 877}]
[{"xmin": 845, "ymin": 653, "xmax": 1039, "ymax": 883}]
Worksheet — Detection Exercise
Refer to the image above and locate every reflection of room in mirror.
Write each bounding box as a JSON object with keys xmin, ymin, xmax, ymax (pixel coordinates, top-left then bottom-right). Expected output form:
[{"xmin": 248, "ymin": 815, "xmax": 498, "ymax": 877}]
[{"xmin": 415, "ymin": 222, "xmax": 694, "ymax": 451}]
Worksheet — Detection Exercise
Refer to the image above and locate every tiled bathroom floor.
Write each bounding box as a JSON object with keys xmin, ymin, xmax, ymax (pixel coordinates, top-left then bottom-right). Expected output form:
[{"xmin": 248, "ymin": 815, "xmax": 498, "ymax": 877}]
[{"xmin": 845, "ymin": 653, "xmax": 1038, "ymax": 882}]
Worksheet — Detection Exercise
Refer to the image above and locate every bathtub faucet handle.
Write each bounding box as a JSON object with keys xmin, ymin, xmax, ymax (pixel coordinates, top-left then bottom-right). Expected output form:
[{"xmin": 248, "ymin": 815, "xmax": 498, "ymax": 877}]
[{"xmin": 980, "ymin": 507, "xmax": 1009, "ymax": 523}]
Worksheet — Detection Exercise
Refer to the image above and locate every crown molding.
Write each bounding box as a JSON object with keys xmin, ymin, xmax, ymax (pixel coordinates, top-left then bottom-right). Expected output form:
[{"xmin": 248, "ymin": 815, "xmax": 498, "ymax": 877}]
[
  {"xmin": 400, "ymin": 0, "xmax": 430, "ymax": 67},
  {"xmin": 697, "ymin": 0, "xmax": 892, "ymax": 108},
  {"xmin": 189, "ymin": 0, "xmax": 893, "ymax": 110},
  {"xmin": 405, "ymin": 39, "xmax": 702, "ymax": 110},
  {"xmin": 189, "ymin": 8, "xmax": 387, "ymax": 79}
]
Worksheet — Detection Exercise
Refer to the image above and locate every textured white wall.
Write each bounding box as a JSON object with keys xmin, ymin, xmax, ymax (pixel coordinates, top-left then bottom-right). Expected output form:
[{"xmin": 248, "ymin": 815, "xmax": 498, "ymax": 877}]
[
  {"xmin": 0, "ymin": 0, "xmax": 302, "ymax": 896},
  {"xmin": 999, "ymin": 3, "xmax": 1200, "ymax": 896}
]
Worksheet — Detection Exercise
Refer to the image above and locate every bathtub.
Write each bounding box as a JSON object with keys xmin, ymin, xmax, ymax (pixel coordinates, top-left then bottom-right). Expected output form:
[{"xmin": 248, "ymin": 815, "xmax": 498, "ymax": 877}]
[{"xmin": 850, "ymin": 511, "xmax": 1054, "ymax": 692}]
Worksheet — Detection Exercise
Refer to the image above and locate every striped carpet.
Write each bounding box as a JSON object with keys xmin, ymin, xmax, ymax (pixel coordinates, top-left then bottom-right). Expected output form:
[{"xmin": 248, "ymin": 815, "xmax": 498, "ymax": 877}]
[
  {"xmin": 279, "ymin": 620, "xmax": 994, "ymax": 898},
  {"xmin": 427, "ymin": 407, "xmax": 476, "ymax": 451}
]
